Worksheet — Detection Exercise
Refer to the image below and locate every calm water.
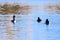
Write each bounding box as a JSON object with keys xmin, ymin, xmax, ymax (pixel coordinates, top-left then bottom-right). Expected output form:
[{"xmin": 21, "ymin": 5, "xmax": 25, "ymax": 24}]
[
  {"xmin": 0, "ymin": 12, "xmax": 60, "ymax": 40},
  {"xmin": 0, "ymin": 2, "xmax": 60, "ymax": 40}
]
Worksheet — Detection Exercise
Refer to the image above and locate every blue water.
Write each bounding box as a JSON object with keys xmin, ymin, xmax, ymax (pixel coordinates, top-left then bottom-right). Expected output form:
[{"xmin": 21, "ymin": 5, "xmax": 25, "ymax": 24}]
[
  {"xmin": 0, "ymin": 11, "xmax": 60, "ymax": 40},
  {"xmin": 0, "ymin": 0, "xmax": 60, "ymax": 40}
]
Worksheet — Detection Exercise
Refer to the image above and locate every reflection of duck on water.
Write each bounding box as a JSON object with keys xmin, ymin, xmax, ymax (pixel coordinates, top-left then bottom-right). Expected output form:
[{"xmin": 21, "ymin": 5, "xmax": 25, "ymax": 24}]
[
  {"xmin": 45, "ymin": 19, "xmax": 49, "ymax": 25},
  {"xmin": 11, "ymin": 15, "xmax": 16, "ymax": 24},
  {"xmin": 37, "ymin": 17, "xmax": 42, "ymax": 23}
]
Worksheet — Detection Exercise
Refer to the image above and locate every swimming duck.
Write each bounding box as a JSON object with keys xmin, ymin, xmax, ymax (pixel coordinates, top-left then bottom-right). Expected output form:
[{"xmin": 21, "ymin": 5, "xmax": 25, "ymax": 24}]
[
  {"xmin": 11, "ymin": 15, "xmax": 16, "ymax": 24},
  {"xmin": 37, "ymin": 17, "xmax": 42, "ymax": 23},
  {"xmin": 45, "ymin": 19, "xmax": 49, "ymax": 25}
]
